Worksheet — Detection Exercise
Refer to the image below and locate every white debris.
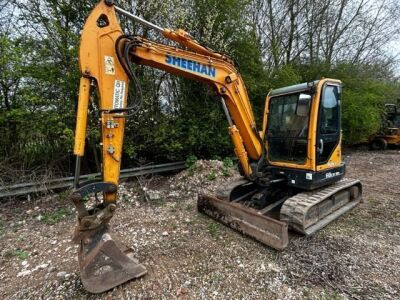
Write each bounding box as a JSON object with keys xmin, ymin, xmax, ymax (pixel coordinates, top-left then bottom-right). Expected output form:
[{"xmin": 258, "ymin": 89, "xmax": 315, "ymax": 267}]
[
  {"xmin": 56, "ymin": 271, "xmax": 67, "ymax": 280},
  {"xmin": 146, "ymin": 190, "xmax": 161, "ymax": 200},
  {"xmin": 37, "ymin": 263, "xmax": 48, "ymax": 270},
  {"xmin": 17, "ymin": 270, "xmax": 32, "ymax": 277}
]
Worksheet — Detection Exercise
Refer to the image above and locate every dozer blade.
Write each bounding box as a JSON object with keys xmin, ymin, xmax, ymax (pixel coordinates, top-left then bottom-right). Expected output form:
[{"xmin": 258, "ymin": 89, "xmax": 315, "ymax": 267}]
[
  {"xmin": 78, "ymin": 226, "xmax": 147, "ymax": 294},
  {"xmin": 198, "ymin": 194, "xmax": 289, "ymax": 250}
]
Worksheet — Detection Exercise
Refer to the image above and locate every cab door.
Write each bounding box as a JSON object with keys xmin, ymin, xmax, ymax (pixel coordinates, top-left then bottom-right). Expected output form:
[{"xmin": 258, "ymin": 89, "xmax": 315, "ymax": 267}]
[{"xmin": 316, "ymin": 84, "xmax": 341, "ymax": 166}]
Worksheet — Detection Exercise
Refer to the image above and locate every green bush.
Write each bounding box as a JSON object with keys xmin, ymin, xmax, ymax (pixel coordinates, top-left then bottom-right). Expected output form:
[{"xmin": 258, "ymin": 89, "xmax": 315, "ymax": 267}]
[
  {"xmin": 41, "ymin": 208, "xmax": 70, "ymax": 225},
  {"xmin": 5, "ymin": 249, "xmax": 29, "ymax": 260},
  {"xmin": 207, "ymin": 171, "xmax": 217, "ymax": 181}
]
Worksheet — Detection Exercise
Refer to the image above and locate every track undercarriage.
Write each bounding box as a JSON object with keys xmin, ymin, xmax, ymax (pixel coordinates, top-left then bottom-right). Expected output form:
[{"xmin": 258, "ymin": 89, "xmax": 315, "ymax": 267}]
[{"xmin": 198, "ymin": 177, "xmax": 362, "ymax": 250}]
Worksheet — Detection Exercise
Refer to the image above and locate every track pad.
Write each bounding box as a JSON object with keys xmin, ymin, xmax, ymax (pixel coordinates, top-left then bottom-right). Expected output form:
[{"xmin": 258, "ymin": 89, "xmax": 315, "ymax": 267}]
[{"xmin": 78, "ymin": 228, "xmax": 147, "ymax": 293}]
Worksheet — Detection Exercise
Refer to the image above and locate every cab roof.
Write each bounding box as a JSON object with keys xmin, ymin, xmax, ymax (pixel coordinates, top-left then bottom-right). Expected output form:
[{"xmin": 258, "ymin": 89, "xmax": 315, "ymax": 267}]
[{"xmin": 269, "ymin": 80, "xmax": 320, "ymax": 97}]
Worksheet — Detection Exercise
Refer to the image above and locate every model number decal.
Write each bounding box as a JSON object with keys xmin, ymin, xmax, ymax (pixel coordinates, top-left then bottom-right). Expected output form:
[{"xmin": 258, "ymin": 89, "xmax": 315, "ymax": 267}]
[
  {"xmin": 113, "ymin": 80, "xmax": 125, "ymax": 109},
  {"xmin": 325, "ymin": 171, "xmax": 341, "ymax": 179}
]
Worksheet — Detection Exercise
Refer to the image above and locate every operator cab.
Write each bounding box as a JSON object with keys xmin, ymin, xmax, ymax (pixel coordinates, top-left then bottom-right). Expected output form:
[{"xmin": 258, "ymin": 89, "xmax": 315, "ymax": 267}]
[
  {"xmin": 385, "ymin": 104, "xmax": 400, "ymax": 128},
  {"xmin": 263, "ymin": 79, "xmax": 344, "ymax": 190}
]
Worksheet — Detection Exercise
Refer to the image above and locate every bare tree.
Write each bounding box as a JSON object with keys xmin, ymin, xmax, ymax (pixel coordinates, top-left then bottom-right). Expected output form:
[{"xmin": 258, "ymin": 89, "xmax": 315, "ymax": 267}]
[{"xmin": 250, "ymin": 0, "xmax": 400, "ymax": 70}]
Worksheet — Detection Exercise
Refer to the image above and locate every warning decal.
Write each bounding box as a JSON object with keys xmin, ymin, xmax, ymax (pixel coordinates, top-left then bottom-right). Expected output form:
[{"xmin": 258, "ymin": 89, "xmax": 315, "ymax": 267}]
[
  {"xmin": 104, "ymin": 55, "xmax": 115, "ymax": 75},
  {"xmin": 113, "ymin": 80, "xmax": 125, "ymax": 109}
]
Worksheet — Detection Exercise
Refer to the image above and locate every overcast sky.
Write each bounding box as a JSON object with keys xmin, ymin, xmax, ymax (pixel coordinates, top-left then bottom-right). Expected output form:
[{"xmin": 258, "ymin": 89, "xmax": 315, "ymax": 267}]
[{"xmin": 387, "ymin": 40, "xmax": 400, "ymax": 76}]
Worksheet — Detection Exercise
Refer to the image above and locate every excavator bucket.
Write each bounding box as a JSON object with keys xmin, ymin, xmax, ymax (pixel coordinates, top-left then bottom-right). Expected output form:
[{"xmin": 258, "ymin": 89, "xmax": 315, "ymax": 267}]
[
  {"xmin": 198, "ymin": 194, "xmax": 289, "ymax": 250},
  {"xmin": 70, "ymin": 184, "xmax": 147, "ymax": 293},
  {"xmin": 77, "ymin": 226, "xmax": 147, "ymax": 294}
]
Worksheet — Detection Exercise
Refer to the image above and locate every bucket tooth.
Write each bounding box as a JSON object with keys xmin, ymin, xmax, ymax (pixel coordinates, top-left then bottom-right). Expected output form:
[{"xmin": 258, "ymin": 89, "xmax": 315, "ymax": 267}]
[{"xmin": 78, "ymin": 227, "xmax": 147, "ymax": 294}]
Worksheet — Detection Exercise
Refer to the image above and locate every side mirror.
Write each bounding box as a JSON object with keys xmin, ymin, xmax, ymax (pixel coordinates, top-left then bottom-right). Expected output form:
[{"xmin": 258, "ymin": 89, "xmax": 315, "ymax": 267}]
[{"xmin": 296, "ymin": 93, "xmax": 311, "ymax": 117}]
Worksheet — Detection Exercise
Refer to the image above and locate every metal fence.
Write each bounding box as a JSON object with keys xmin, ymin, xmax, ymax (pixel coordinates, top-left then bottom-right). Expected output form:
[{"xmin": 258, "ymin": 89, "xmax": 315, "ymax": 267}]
[{"xmin": 0, "ymin": 161, "xmax": 186, "ymax": 199}]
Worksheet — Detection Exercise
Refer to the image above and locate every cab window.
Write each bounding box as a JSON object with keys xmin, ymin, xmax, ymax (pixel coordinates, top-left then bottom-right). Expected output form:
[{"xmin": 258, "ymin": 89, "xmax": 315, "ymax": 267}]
[
  {"xmin": 320, "ymin": 86, "xmax": 339, "ymax": 134},
  {"xmin": 317, "ymin": 85, "xmax": 341, "ymax": 164},
  {"xmin": 267, "ymin": 93, "xmax": 311, "ymax": 164}
]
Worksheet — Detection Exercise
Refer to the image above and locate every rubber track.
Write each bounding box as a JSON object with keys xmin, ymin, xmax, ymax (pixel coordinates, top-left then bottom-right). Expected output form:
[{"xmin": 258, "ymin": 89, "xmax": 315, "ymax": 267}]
[{"xmin": 280, "ymin": 178, "xmax": 362, "ymax": 235}]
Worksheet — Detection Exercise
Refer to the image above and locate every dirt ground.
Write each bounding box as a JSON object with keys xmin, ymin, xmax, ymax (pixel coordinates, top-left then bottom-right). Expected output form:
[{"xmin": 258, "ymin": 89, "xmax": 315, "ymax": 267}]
[{"xmin": 0, "ymin": 149, "xmax": 399, "ymax": 300}]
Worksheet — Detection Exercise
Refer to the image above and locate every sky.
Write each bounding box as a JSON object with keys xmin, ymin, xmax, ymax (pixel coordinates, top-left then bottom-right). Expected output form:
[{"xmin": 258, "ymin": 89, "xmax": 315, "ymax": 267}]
[{"xmin": 386, "ymin": 41, "xmax": 400, "ymax": 76}]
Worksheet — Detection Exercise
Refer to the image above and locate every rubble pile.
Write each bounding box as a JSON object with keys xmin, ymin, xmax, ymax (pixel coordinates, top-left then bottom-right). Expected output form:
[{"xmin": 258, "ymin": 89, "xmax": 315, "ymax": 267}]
[{"xmin": 117, "ymin": 159, "xmax": 241, "ymax": 207}]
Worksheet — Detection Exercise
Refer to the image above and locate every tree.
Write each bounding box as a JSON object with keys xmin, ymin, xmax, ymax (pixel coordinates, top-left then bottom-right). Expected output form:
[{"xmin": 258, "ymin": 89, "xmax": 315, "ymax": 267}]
[
  {"xmin": 0, "ymin": 36, "xmax": 24, "ymax": 111},
  {"xmin": 250, "ymin": 0, "xmax": 400, "ymax": 68},
  {"xmin": 1, "ymin": 0, "xmax": 400, "ymax": 180}
]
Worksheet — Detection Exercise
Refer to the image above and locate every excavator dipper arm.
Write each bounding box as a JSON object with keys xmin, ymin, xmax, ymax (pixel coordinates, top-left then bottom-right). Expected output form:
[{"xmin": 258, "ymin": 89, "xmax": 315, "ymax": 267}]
[{"xmin": 71, "ymin": 1, "xmax": 147, "ymax": 293}]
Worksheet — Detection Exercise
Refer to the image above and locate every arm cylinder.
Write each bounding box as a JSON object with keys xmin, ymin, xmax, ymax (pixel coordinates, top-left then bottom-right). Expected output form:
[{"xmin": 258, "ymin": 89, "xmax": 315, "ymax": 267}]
[{"xmin": 73, "ymin": 77, "xmax": 91, "ymax": 156}]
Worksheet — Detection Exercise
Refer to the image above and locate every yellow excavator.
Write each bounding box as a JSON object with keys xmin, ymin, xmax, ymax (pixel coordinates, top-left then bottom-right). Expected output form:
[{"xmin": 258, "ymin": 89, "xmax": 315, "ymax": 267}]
[
  {"xmin": 369, "ymin": 103, "xmax": 400, "ymax": 150},
  {"xmin": 71, "ymin": 0, "xmax": 362, "ymax": 293}
]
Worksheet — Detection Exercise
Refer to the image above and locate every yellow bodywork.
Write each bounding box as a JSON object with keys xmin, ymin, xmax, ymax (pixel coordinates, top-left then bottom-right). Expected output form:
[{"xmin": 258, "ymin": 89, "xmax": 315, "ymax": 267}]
[
  {"xmin": 74, "ymin": 1, "xmax": 128, "ymax": 202},
  {"xmin": 379, "ymin": 128, "xmax": 400, "ymax": 145},
  {"xmin": 262, "ymin": 78, "xmax": 342, "ymax": 172},
  {"xmin": 129, "ymin": 36, "xmax": 263, "ymax": 173},
  {"xmin": 385, "ymin": 130, "xmax": 400, "ymax": 145}
]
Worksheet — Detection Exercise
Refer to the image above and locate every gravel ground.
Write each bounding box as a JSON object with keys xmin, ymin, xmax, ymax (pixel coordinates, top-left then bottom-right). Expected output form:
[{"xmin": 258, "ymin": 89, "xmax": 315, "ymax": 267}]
[{"xmin": 0, "ymin": 149, "xmax": 399, "ymax": 299}]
